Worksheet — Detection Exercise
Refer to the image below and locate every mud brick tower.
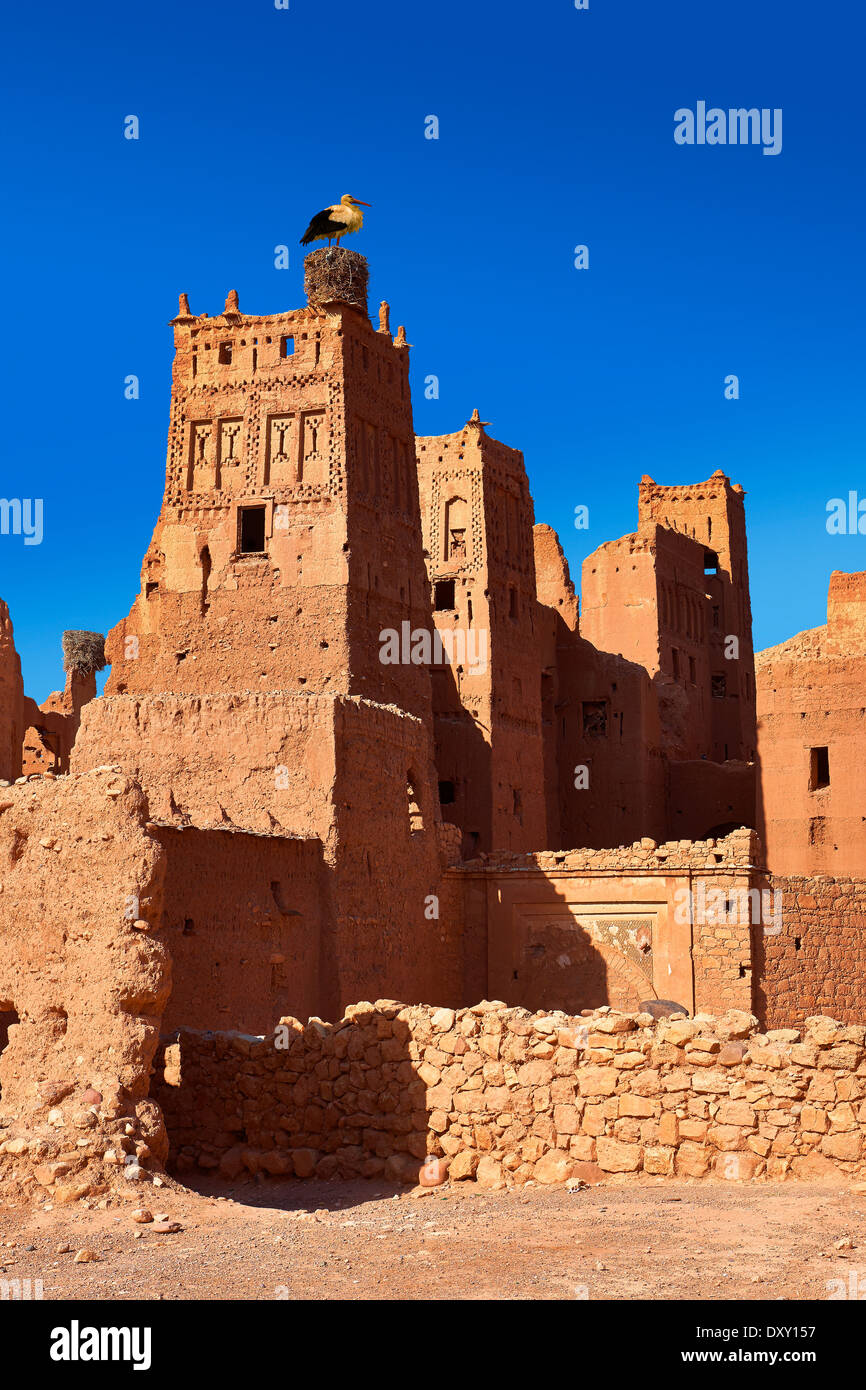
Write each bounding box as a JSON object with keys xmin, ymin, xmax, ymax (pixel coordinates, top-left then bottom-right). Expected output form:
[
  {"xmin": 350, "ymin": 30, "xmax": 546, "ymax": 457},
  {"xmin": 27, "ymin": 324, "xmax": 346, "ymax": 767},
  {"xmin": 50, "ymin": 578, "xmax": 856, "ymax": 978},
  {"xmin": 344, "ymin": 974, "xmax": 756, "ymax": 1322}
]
[
  {"xmin": 74, "ymin": 251, "xmax": 448, "ymax": 1018},
  {"xmin": 635, "ymin": 470, "xmax": 756, "ymax": 763},
  {"xmin": 578, "ymin": 470, "xmax": 756, "ymax": 840},
  {"xmin": 102, "ymin": 255, "xmax": 433, "ymax": 722},
  {"xmin": 417, "ymin": 414, "xmax": 546, "ymax": 854}
]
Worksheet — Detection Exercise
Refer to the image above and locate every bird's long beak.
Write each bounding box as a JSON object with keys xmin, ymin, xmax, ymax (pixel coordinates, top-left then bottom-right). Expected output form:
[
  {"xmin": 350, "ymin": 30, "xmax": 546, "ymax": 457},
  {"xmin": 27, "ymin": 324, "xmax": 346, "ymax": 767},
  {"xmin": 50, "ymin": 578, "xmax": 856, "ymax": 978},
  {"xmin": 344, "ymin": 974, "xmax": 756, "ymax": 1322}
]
[{"xmin": 353, "ymin": 199, "xmax": 371, "ymax": 206}]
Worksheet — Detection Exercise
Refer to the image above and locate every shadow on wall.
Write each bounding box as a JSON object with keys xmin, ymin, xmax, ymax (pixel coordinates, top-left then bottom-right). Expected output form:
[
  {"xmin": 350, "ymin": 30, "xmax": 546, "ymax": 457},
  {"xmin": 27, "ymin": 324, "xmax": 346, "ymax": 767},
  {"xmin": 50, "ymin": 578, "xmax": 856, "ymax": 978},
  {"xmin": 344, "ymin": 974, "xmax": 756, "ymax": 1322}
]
[
  {"xmin": 153, "ymin": 1012, "xmax": 434, "ymax": 1185},
  {"xmin": 463, "ymin": 869, "xmax": 662, "ymax": 1017},
  {"xmin": 430, "ymin": 661, "xmax": 494, "ymax": 857},
  {"xmin": 154, "ymin": 825, "xmax": 328, "ymax": 1037},
  {"xmin": 0, "ymin": 1007, "xmax": 19, "ymax": 1102},
  {"xmin": 503, "ymin": 882, "xmax": 656, "ymax": 1017}
]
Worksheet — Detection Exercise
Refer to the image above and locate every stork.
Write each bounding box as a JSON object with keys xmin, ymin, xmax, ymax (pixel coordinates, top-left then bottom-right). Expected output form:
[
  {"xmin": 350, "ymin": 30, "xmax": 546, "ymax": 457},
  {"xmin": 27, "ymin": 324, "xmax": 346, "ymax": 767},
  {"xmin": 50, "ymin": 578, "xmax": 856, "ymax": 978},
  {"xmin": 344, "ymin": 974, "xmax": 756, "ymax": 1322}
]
[{"xmin": 300, "ymin": 194, "xmax": 371, "ymax": 248}]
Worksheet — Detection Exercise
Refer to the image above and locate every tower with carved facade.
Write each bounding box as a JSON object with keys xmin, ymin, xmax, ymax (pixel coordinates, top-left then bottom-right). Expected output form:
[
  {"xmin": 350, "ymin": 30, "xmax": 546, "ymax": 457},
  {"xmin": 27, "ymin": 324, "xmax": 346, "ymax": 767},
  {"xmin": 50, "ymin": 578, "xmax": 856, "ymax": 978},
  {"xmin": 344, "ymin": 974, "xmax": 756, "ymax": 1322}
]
[
  {"xmin": 75, "ymin": 251, "xmax": 450, "ymax": 1016},
  {"xmin": 417, "ymin": 413, "xmax": 546, "ymax": 853}
]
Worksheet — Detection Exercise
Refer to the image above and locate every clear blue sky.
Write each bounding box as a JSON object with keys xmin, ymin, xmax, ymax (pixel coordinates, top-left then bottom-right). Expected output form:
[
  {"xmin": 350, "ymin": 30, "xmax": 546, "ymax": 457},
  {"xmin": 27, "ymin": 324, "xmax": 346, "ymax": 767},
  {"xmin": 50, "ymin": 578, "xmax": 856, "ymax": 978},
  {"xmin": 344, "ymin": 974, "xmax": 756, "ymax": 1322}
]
[{"xmin": 1, "ymin": 0, "xmax": 864, "ymax": 701}]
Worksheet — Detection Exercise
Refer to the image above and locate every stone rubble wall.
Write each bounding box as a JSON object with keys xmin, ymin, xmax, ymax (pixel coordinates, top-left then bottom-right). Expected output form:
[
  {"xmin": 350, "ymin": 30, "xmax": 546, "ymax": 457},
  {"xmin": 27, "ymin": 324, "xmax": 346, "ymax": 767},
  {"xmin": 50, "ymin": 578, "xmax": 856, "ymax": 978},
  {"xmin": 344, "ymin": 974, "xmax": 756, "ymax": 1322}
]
[
  {"xmin": 460, "ymin": 827, "xmax": 760, "ymax": 874},
  {"xmin": 153, "ymin": 999, "xmax": 866, "ymax": 1187}
]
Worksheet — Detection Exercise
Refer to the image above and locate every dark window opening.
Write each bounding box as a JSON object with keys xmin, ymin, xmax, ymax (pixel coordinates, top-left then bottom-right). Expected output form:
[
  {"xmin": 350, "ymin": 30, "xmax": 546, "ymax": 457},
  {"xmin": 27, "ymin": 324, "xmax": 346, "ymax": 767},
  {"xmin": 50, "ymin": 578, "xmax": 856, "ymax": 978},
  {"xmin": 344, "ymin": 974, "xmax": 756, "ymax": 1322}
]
[
  {"xmin": 200, "ymin": 545, "xmax": 211, "ymax": 615},
  {"xmin": 280, "ymin": 335, "xmax": 295, "ymax": 358},
  {"xmin": 509, "ymin": 586, "xmax": 518, "ymax": 619},
  {"xmin": 0, "ymin": 1008, "xmax": 19, "ymax": 1098},
  {"xmin": 434, "ymin": 579, "xmax": 455, "ymax": 611},
  {"xmin": 794, "ymin": 936, "xmax": 801, "ymax": 951},
  {"xmin": 146, "ymin": 581, "xmax": 159, "ymax": 597},
  {"xmin": 219, "ymin": 342, "xmax": 233, "ymax": 365},
  {"xmin": 582, "ymin": 700, "xmax": 608, "ymax": 738},
  {"xmin": 251, "ymin": 348, "xmax": 257, "ymax": 373},
  {"xmin": 704, "ymin": 549, "xmax": 719, "ymax": 575},
  {"xmin": 438, "ymin": 780, "xmax": 455, "ymax": 805},
  {"xmin": 407, "ymin": 776, "xmax": 424, "ymax": 833},
  {"xmin": 809, "ymin": 746, "xmax": 830, "ymax": 791},
  {"xmin": 239, "ymin": 506, "xmax": 266, "ymax": 554},
  {"xmin": 711, "ymin": 674, "xmax": 727, "ymax": 699},
  {"xmin": 182, "ymin": 918, "xmax": 195, "ymax": 936}
]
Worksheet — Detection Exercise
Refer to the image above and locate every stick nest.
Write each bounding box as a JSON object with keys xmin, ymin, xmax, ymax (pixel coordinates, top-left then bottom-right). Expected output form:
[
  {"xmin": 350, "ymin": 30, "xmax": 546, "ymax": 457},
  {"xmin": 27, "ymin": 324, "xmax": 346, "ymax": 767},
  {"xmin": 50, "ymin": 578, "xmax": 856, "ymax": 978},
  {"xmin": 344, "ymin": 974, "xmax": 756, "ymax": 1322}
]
[
  {"xmin": 304, "ymin": 248, "xmax": 369, "ymax": 315},
  {"xmin": 62, "ymin": 630, "xmax": 107, "ymax": 675}
]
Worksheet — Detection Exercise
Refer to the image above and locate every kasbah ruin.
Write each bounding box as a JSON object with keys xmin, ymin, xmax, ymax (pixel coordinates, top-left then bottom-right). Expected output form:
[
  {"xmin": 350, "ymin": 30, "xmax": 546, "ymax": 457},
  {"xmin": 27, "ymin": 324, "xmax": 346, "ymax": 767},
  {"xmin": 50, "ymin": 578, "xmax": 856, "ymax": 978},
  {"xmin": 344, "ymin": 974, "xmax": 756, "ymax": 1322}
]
[{"xmin": 1, "ymin": 245, "xmax": 865, "ymax": 1204}]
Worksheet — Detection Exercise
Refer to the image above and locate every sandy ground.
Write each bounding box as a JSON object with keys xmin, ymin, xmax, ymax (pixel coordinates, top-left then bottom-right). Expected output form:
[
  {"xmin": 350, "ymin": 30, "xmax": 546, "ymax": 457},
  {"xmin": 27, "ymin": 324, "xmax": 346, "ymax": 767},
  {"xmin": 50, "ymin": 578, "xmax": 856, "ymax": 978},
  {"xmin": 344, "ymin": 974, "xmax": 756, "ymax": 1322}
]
[{"xmin": 1, "ymin": 1176, "xmax": 864, "ymax": 1302}]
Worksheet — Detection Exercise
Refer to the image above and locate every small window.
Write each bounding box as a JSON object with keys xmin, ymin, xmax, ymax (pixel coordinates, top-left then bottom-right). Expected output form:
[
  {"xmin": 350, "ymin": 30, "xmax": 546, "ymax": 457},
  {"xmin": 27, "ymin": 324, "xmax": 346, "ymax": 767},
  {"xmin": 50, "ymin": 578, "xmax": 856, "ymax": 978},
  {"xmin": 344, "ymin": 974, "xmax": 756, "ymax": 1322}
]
[
  {"xmin": 438, "ymin": 780, "xmax": 455, "ymax": 805},
  {"xmin": 809, "ymin": 746, "xmax": 830, "ymax": 791},
  {"xmin": 434, "ymin": 579, "xmax": 455, "ymax": 610},
  {"xmin": 582, "ymin": 700, "xmax": 607, "ymax": 738},
  {"xmin": 711, "ymin": 674, "xmax": 727, "ymax": 699},
  {"xmin": 219, "ymin": 342, "xmax": 233, "ymax": 365},
  {"xmin": 704, "ymin": 549, "xmax": 719, "ymax": 576},
  {"xmin": 239, "ymin": 506, "xmax": 266, "ymax": 554},
  {"xmin": 280, "ymin": 335, "xmax": 295, "ymax": 358},
  {"xmin": 509, "ymin": 586, "xmax": 518, "ymax": 619}
]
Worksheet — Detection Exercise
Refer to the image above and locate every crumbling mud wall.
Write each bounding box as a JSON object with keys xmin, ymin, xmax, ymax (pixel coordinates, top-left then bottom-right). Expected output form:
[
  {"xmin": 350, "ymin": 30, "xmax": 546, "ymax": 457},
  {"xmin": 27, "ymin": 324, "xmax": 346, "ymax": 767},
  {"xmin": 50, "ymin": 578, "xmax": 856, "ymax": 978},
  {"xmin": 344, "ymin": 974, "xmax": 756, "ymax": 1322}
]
[
  {"xmin": 0, "ymin": 767, "xmax": 172, "ymax": 1201},
  {"xmin": 153, "ymin": 1000, "xmax": 866, "ymax": 1186},
  {"xmin": 756, "ymin": 572, "xmax": 866, "ymax": 877},
  {"xmin": 452, "ymin": 829, "xmax": 761, "ymax": 1020},
  {"xmin": 755, "ymin": 874, "xmax": 866, "ymax": 1028},
  {"xmin": 156, "ymin": 824, "xmax": 327, "ymax": 1036},
  {"xmin": 72, "ymin": 691, "xmax": 338, "ymax": 837},
  {"xmin": 75, "ymin": 691, "xmax": 453, "ymax": 1017}
]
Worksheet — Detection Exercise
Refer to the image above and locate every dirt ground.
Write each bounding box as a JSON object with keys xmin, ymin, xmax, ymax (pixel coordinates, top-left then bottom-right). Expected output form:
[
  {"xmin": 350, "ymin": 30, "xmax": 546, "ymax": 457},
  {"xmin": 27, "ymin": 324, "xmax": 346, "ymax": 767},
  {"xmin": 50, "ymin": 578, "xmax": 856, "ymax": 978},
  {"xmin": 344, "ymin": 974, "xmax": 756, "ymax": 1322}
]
[{"xmin": 2, "ymin": 1175, "xmax": 865, "ymax": 1301}]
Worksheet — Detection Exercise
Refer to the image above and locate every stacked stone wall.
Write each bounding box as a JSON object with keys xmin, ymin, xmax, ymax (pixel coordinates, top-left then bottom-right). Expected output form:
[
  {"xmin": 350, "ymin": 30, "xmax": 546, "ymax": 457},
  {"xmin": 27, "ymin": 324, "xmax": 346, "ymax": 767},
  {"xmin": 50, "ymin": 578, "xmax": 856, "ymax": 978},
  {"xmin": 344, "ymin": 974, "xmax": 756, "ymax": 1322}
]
[{"xmin": 153, "ymin": 999, "xmax": 866, "ymax": 1187}]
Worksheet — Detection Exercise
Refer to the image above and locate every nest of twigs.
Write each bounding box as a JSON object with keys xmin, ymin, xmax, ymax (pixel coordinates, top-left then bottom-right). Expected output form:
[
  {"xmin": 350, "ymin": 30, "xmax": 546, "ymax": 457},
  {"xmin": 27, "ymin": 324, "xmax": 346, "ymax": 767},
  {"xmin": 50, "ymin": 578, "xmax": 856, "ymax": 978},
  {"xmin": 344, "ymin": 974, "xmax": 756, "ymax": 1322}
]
[
  {"xmin": 304, "ymin": 248, "xmax": 369, "ymax": 315},
  {"xmin": 62, "ymin": 630, "xmax": 107, "ymax": 676}
]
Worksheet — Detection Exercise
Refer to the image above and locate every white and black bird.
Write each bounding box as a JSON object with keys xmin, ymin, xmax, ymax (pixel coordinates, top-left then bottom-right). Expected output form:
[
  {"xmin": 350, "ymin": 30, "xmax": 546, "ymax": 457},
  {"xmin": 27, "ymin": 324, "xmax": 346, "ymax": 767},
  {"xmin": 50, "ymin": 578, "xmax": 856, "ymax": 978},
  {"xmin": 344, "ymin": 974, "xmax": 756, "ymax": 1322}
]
[{"xmin": 300, "ymin": 193, "xmax": 371, "ymax": 247}]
